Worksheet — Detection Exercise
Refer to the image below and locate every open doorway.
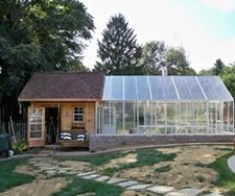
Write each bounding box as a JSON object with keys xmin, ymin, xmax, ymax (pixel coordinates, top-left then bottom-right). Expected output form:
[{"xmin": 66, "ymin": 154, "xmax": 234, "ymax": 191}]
[{"xmin": 45, "ymin": 107, "xmax": 59, "ymax": 144}]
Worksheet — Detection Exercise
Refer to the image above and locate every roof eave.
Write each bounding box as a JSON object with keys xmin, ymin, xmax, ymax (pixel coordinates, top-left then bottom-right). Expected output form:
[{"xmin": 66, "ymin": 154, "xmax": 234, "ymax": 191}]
[{"xmin": 18, "ymin": 98, "xmax": 100, "ymax": 102}]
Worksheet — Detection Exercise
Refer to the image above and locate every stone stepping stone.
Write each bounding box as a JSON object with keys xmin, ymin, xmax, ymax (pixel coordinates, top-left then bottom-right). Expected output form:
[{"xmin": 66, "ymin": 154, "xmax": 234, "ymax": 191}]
[
  {"xmin": 82, "ymin": 174, "xmax": 100, "ymax": 180},
  {"xmin": 178, "ymin": 188, "xmax": 201, "ymax": 196},
  {"xmin": 107, "ymin": 177, "xmax": 126, "ymax": 184},
  {"xmin": 57, "ymin": 167, "xmax": 73, "ymax": 172},
  {"xmin": 128, "ymin": 184, "xmax": 151, "ymax": 190},
  {"xmin": 61, "ymin": 171, "xmax": 78, "ymax": 175},
  {"xmin": 34, "ymin": 163, "xmax": 52, "ymax": 167},
  {"xmin": 94, "ymin": 175, "xmax": 110, "ymax": 182},
  {"xmin": 58, "ymin": 170, "xmax": 70, "ymax": 174},
  {"xmin": 148, "ymin": 185, "xmax": 175, "ymax": 194},
  {"xmin": 164, "ymin": 192, "xmax": 186, "ymax": 196},
  {"xmin": 58, "ymin": 167, "xmax": 73, "ymax": 171},
  {"xmin": 40, "ymin": 166, "xmax": 58, "ymax": 171},
  {"xmin": 45, "ymin": 170, "xmax": 57, "ymax": 177},
  {"xmin": 118, "ymin": 180, "xmax": 138, "ymax": 188},
  {"xmin": 77, "ymin": 171, "xmax": 96, "ymax": 177},
  {"xmin": 205, "ymin": 193, "xmax": 223, "ymax": 196}
]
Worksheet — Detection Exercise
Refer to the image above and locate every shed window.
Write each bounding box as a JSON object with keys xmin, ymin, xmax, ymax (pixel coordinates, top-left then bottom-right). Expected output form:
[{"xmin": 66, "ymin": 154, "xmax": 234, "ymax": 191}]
[{"xmin": 74, "ymin": 107, "xmax": 84, "ymax": 122}]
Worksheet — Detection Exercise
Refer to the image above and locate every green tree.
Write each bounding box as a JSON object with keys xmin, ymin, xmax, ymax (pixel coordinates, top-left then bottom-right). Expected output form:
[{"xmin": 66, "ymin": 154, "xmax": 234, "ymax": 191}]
[
  {"xmin": 140, "ymin": 41, "xmax": 195, "ymax": 75},
  {"xmin": 199, "ymin": 68, "xmax": 213, "ymax": 75},
  {"xmin": 0, "ymin": 0, "xmax": 94, "ymax": 122},
  {"xmin": 199, "ymin": 59, "xmax": 225, "ymax": 76},
  {"xmin": 166, "ymin": 47, "xmax": 195, "ymax": 75},
  {"xmin": 94, "ymin": 13, "xmax": 143, "ymax": 75},
  {"xmin": 139, "ymin": 41, "xmax": 166, "ymax": 75},
  {"xmin": 212, "ymin": 59, "xmax": 225, "ymax": 75},
  {"xmin": 221, "ymin": 65, "xmax": 235, "ymax": 98}
]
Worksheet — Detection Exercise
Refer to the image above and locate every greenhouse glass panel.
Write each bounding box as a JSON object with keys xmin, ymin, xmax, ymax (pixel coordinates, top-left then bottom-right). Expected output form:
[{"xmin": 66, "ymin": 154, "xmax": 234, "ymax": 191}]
[
  {"xmin": 102, "ymin": 76, "xmax": 112, "ymax": 100},
  {"xmin": 149, "ymin": 77, "xmax": 165, "ymax": 100},
  {"xmin": 137, "ymin": 76, "xmax": 150, "ymax": 100},
  {"xmin": 99, "ymin": 75, "xmax": 234, "ymax": 135},
  {"xmin": 124, "ymin": 76, "xmax": 137, "ymax": 100},
  {"xmin": 174, "ymin": 76, "xmax": 205, "ymax": 100},
  {"xmin": 125, "ymin": 102, "xmax": 137, "ymax": 134},
  {"xmin": 174, "ymin": 77, "xmax": 191, "ymax": 100},
  {"xmin": 111, "ymin": 77, "xmax": 123, "ymax": 100},
  {"xmin": 229, "ymin": 102, "xmax": 234, "ymax": 132},
  {"xmin": 166, "ymin": 103, "xmax": 177, "ymax": 134},
  {"xmin": 113, "ymin": 102, "xmax": 124, "ymax": 134},
  {"xmin": 197, "ymin": 76, "xmax": 218, "ymax": 100},
  {"xmin": 209, "ymin": 77, "xmax": 233, "ymax": 101},
  {"xmin": 161, "ymin": 77, "xmax": 178, "ymax": 100},
  {"xmin": 209, "ymin": 102, "xmax": 216, "ymax": 133}
]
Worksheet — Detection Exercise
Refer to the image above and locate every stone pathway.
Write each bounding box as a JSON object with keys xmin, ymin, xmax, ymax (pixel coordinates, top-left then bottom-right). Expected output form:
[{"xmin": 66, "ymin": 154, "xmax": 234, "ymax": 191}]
[
  {"xmin": 228, "ymin": 155, "xmax": 235, "ymax": 173},
  {"xmin": 29, "ymin": 158, "xmax": 223, "ymax": 196}
]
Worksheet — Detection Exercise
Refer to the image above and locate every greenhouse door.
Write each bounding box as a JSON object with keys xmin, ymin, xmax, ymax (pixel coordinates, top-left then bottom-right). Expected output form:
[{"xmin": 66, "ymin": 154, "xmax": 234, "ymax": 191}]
[
  {"xmin": 28, "ymin": 107, "xmax": 45, "ymax": 147},
  {"xmin": 101, "ymin": 107, "xmax": 116, "ymax": 134}
]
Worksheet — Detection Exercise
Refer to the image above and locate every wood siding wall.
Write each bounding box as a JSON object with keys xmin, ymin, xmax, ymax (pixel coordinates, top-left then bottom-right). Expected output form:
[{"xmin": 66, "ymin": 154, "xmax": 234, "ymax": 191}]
[{"xmin": 31, "ymin": 101, "xmax": 96, "ymax": 134}]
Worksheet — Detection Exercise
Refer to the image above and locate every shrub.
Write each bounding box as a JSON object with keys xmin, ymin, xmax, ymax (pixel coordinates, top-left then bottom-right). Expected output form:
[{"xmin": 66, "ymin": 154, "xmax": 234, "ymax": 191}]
[{"xmin": 12, "ymin": 140, "xmax": 28, "ymax": 153}]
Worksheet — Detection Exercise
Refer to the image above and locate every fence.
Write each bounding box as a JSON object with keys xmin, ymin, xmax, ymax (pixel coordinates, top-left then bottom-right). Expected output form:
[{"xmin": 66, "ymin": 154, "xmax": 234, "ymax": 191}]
[{"xmin": 0, "ymin": 120, "xmax": 27, "ymax": 142}]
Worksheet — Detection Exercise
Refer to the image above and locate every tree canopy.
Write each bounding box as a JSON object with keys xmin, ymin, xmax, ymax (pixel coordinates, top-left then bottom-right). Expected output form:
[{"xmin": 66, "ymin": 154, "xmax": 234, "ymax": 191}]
[
  {"xmin": 199, "ymin": 59, "xmax": 225, "ymax": 76},
  {"xmin": 140, "ymin": 41, "xmax": 195, "ymax": 75},
  {"xmin": 221, "ymin": 65, "xmax": 235, "ymax": 98},
  {"xmin": 140, "ymin": 41, "xmax": 166, "ymax": 75},
  {"xmin": 0, "ymin": 0, "xmax": 94, "ymax": 121},
  {"xmin": 94, "ymin": 13, "xmax": 143, "ymax": 75},
  {"xmin": 199, "ymin": 59, "xmax": 235, "ymax": 98}
]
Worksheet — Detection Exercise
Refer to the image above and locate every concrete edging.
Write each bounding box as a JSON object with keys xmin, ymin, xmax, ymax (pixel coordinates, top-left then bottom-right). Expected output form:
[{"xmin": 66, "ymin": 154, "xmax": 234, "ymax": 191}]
[
  {"xmin": 89, "ymin": 134, "xmax": 235, "ymax": 152},
  {"xmin": 228, "ymin": 155, "xmax": 235, "ymax": 173}
]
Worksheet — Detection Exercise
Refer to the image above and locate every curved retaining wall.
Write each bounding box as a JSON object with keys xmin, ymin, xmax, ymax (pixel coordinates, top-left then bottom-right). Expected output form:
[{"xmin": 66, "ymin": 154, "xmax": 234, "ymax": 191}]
[{"xmin": 89, "ymin": 134, "xmax": 235, "ymax": 151}]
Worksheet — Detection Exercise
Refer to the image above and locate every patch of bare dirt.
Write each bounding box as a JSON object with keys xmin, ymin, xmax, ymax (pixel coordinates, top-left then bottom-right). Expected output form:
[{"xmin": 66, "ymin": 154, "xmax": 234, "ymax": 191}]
[
  {"xmin": 57, "ymin": 160, "xmax": 91, "ymax": 171},
  {"xmin": 14, "ymin": 165, "xmax": 46, "ymax": 179},
  {"xmin": 119, "ymin": 145, "xmax": 231, "ymax": 192},
  {"xmin": 122, "ymin": 190, "xmax": 155, "ymax": 196},
  {"xmin": 102, "ymin": 153, "xmax": 137, "ymax": 169},
  {"xmin": 0, "ymin": 177, "xmax": 68, "ymax": 196}
]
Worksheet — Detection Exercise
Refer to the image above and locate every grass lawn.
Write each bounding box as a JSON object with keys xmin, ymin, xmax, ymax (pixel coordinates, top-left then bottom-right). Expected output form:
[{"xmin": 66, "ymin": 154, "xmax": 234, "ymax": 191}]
[
  {"xmin": 52, "ymin": 177, "xmax": 124, "ymax": 196},
  {"xmin": 102, "ymin": 148, "xmax": 176, "ymax": 176},
  {"xmin": 0, "ymin": 159, "xmax": 35, "ymax": 192},
  {"xmin": 1, "ymin": 145, "xmax": 234, "ymax": 195},
  {"xmin": 208, "ymin": 152, "xmax": 235, "ymax": 194},
  {"xmin": 58, "ymin": 148, "xmax": 176, "ymax": 176}
]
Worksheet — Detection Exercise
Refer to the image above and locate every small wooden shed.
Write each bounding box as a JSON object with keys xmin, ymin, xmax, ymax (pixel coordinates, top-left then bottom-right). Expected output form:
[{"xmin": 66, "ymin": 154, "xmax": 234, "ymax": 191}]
[{"xmin": 18, "ymin": 72, "xmax": 104, "ymax": 147}]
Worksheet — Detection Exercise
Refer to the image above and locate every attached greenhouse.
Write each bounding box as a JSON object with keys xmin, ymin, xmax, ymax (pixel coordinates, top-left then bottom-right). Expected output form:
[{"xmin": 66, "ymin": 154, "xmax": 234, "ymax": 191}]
[{"xmin": 97, "ymin": 76, "xmax": 234, "ymax": 135}]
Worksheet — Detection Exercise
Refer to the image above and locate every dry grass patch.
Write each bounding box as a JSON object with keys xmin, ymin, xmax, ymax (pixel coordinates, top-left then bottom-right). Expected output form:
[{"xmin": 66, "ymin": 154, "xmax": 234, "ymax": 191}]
[
  {"xmin": 57, "ymin": 160, "xmax": 91, "ymax": 172},
  {"xmin": 0, "ymin": 177, "xmax": 68, "ymax": 196},
  {"xmin": 119, "ymin": 145, "xmax": 232, "ymax": 192},
  {"xmin": 102, "ymin": 153, "xmax": 137, "ymax": 169}
]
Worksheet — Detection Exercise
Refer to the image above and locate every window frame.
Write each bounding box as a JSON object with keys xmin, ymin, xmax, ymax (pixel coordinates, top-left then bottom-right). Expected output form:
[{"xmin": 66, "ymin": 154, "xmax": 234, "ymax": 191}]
[{"xmin": 73, "ymin": 106, "xmax": 85, "ymax": 123}]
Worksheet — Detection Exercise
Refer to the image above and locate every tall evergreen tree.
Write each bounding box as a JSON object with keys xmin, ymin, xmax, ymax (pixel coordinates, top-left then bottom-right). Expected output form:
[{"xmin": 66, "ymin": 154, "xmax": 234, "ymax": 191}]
[
  {"xmin": 212, "ymin": 59, "xmax": 225, "ymax": 75},
  {"xmin": 94, "ymin": 14, "xmax": 143, "ymax": 75}
]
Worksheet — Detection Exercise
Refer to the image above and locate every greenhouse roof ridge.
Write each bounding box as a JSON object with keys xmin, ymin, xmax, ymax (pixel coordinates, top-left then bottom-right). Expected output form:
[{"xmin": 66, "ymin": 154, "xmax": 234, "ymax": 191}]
[{"xmin": 102, "ymin": 75, "xmax": 233, "ymax": 101}]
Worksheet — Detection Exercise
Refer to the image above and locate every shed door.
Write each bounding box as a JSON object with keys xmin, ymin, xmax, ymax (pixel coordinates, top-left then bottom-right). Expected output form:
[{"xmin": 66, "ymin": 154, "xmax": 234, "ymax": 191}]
[{"xmin": 28, "ymin": 107, "xmax": 45, "ymax": 147}]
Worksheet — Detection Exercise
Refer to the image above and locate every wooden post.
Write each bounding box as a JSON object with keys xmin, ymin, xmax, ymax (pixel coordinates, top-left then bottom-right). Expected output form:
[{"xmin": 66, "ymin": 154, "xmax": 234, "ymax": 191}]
[
  {"xmin": 233, "ymin": 139, "xmax": 235, "ymax": 153},
  {"xmin": 10, "ymin": 116, "xmax": 17, "ymax": 144}
]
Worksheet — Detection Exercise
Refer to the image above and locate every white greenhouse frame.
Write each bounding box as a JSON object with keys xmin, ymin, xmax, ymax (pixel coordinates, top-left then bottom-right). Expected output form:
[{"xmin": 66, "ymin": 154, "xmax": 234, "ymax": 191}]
[{"xmin": 97, "ymin": 76, "xmax": 234, "ymax": 135}]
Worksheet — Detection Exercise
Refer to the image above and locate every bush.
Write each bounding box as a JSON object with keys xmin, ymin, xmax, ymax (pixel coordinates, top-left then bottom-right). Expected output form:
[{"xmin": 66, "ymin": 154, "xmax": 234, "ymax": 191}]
[{"xmin": 12, "ymin": 140, "xmax": 28, "ymax": 153}]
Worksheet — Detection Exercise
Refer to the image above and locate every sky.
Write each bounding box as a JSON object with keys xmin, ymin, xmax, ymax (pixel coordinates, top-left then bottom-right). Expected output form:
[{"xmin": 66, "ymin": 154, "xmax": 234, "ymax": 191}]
[{"xmin": 79, "ymin": 0, "xmax": 235, "ymax": 72}]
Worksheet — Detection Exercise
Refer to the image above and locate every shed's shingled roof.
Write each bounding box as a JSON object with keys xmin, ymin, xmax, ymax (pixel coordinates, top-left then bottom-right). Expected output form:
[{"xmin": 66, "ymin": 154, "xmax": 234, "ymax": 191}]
[{"xmin": 18, "ymin": 72, "xmax": 104, "ymax": 101}]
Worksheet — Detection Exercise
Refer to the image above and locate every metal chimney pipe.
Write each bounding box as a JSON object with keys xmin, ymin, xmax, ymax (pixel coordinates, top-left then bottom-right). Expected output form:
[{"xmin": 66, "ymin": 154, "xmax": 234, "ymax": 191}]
[{"xmin": 160, "ymin": 66, "xmax": 168, "ymax": 76}]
